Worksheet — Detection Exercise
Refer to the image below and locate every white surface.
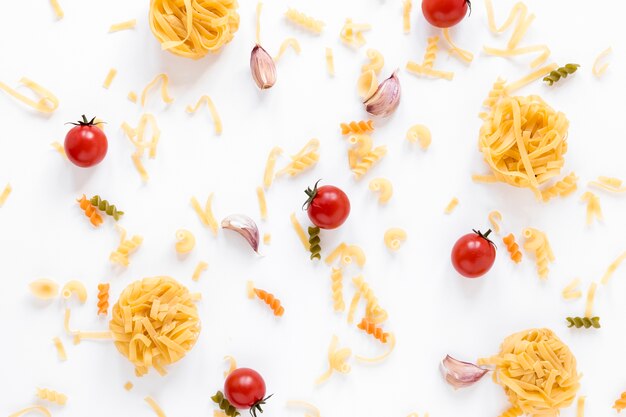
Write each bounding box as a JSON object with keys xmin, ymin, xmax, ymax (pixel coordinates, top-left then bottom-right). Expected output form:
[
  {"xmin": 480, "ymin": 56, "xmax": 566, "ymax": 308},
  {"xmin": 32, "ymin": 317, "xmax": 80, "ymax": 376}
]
[{"xmin": 1, "ymin": 0, "xmax": 626, "ymax": 416}]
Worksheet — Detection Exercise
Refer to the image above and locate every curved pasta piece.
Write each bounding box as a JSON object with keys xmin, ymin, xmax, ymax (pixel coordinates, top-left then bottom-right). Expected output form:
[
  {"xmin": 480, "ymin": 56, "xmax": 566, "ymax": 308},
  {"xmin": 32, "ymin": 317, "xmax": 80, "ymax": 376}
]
[
  {"xmin": 368, "ymin": 178, "xmax": 393, "ymax": 204},
  {"xmin": 263, "ymin": 147, "xmax": 284, "ymax": 189},
  {"xmin": 61, "ymin": 280, "xmax": 87, "ymax": 303},
  {"xmin": 274, "ymin": 38, "xmax": 301, "ymax": 62},
  {"xmin": 362, "ymin": 49, "xmax": 384, "ymax": 74},
  {"xmin": 190, "ymin": 194, "xmax": 218, "ymax": 236},
  {"xmin": 592, "ymin": 47, "xmax": 612, "ymax": 77},
  {"xmin": 0, "ymin": 77, "xmax": 59, "ymax": 113},
  {"xmin": 97, "ymin": 283, "xmax": 110, "ymax": 316},
  {"xmin": 29, "ymin": 279, "xmax": 59, "ymax": 300},
  {"xmin": 406, "ymin": 124, "xmax": 431, "ymax": 149},
  {"xmin": 50, "ymin": 0, "xmax": 64, "ymax": 19},
  {"xmin": 316, "ymin": 335, "xmax": 351, "ymax": 384},
  {"xmin": 589, "ymin": 176, "xmax": 626, "ymax": 193},
  {"xmin": 186, "ymin": 95, "xmax": 222, "ymax": 135},
  {"xmin": 175, "ymin": 229, "xmax": 196, "ymax": 254},
  {"xmin": 352, "ymin": 146, "xmax": 387, "ymax": 180},
  {"xmin": 442, "ymin": 28, "xmax": 474, "ymax": 63},
  {"xmin": 355, "ymin": 332, "xmax": 396, "ymax": 363},
  {"xmin": 276, "ymin": 139, "xmax": 320, "ymax": 177},
  {"xmin": 140, "ymin": 73, "xmax": 174, "ymax": 107},
  {"xmin": 581, "ymin": 191, "xmax": 603, "ymax": 225},
  {"xmin": 53, "ymin": 337, "xmax": 67, "ymax": 361},
  {"xmin": 8, "ymin": 406, "xmax": 52, "ymax": 417},
  {"xmin": 286, "ymin": 401, "xmax": 321, "ymax": 417},
  {"xmin": 384, "ymin": 228, "xmax": 407, "ymax": 251},
  {"xmin": 341, "ymin": 245, "xmax": 367, "ymax": 267},
  {"xmin": 340, "ymin": 19, "xmax": 371, "ymax": 48},
  {"xmin": 488, "ymin": 210, "xmax": 502, "ymax": 233},
  {"xmin": 223, "ymin": 355, "xmax": 237, "ymax": 378},
  {"xmin": 192, "ymin": 261, "xmax": 208, "ymax": 282},
  {"xmin": 357, "ymin": 70, "xmax": 378, "ymax": 100},
  {"xmin": 145, "ymin": 396, "xmax": 168, "ymax": 417}
]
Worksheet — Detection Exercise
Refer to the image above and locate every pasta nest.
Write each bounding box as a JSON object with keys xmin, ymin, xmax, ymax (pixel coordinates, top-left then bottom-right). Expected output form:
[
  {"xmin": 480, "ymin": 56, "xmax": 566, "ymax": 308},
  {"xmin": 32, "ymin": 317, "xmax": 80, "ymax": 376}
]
[
  {"xmin": 480, "ymin": 328, "xmax": 580, "ymax": 416},
  {"xmin": 478, "ymin": 94, "xmax": 569, "ymax": 194},
  {"xmin": 109, "ymin": 276, "xmax": 201, "ymax": 376},
  {"xmin": 149, "ymin": 0, "xmax": 240, "ymax": 59}
]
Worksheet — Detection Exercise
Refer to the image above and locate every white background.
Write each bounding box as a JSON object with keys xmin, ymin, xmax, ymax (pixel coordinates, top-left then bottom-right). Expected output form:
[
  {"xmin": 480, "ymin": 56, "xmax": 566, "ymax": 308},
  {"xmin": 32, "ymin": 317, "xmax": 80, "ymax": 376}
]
[{"xmin": 1, "ymin": 0, "xmax": 626, "ymax": 416}]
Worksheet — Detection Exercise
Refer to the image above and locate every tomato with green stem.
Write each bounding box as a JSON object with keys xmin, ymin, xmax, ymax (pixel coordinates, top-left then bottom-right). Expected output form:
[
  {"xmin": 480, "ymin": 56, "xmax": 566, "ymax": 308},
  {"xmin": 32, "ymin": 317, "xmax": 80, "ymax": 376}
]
[
  {"xmin": 422, "ymin": 0, "xmax": 471, "ymax": 28},
  {"xmin": 224, "ymin": 368, "xmax": 271, "ymax": 417},
  {"xmin": 303, "ymin": 180, "xmax": 350, "ymax": 230},
  {"xmin": 64, "ymin": 115, "xmax": 107, "ymax": 167},
  {"xmin": 451, "ymin": 229, "xmax": 496, "ymax": 278}
]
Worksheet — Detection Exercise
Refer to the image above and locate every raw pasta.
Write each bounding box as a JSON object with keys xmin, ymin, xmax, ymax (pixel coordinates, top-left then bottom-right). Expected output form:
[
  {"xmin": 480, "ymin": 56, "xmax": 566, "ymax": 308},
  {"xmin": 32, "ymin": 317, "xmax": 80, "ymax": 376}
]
[
  {"xmin": 478, "ymin": 328, "xmax": 580, "ymax": 416},
  {"xmin": 403, "ymin": 0, "xmax": 412, "ymax": 33},
  {"xmin": 357, "ymin": 70, "xmax": 379, "ymax": 100},
  {"xmin": 592, "ymin": 47, "xmax": 612, "ymax": 77},
  {"xmin": 190, "ymin": 194, "xmax": 218, "ymax": 236},
  {"xmin": 36, "ymin": 388, "xmax": 67, "ymax": 405},
  {"xmin": 368, "ymin": 178, "xmax": 393, "ymax": 204},
  {"xmin": 584, "ymin": 283, "xmax": 597, "ymax": 318},
  {"xmin": 442, "ymin": 28, "xmax": 474, "ymax": 63},
  {"xmin": 124, "ymin": 381, "xmax": 134, "ymax": 391},
  {"xmin": 589, "ymin": 176, "xmax": 626, "ymax": 193},
  {"xmin": 149, "ymin": 0, "xmax": 240, "ymax": 59},
  {"xmin": 223, "ymin": 355, "xmax": 237, "ymax": 377},
  {"xmin": 77, "ymin": 194, "xmax": 103, "ymax": 227},
  {"xmin": 502, "ymin": 234, "xmax": 522, "ymax": 263},
  {"xmin": 97, "ymin": 283, "xmax": 110, "ymax": 316},
  {"xmin": 141, "ymin": 73, "xmax": 174, "ymax": 107},
  {"xmin": 352, "ymin": 146, "xmax": 387, "ymax": 180},
  {"xmin": 50, "ymin": 0, "xmax": 64, "ymax": 18},
  {"xmin": 192, "ymin": 261, "xmax": 208, "ymax": 281},
  {"xmin": 0, "ymin": 77, "xmax": 59, "ymax": 113},
  {"xmin": 109, "ymin": 19, "xmax": 137, "ymax": 32},
  {"xmin": 52, "ymin": 337, "xmax": 67, "ymax": 361},
  {"xmin": 29, "ymin": 279, "xmax": 59, "ymax": 300},
  {"xmin": 325, "ymin": 48, "xmax": 335, "ymax": 77},
  {"xmin": 340, "ymin": 19, "xmax": 371, "ymax": 48},
  {"xmin": 504, "ymin": 64, "xmax": 558, "ymax": 94},
  {"xmin": 352, "ymin": 275, "xmax": 387, "ymax": 324},
  {"xmin": 316, "ymin": 335, "xmax": 351, "ymax": 384},
  {"xmin": 8, "ymin": 406, "xmax": 52, "ymax": 417},
  {"xmin": 601, "ymin": 251, "xmax": 626, "ymax": 285},
  {"xmin": 102, "ymin": 68, "xmax": 117, "ymax": 89},
  {"xmin": 0, "ymin": 183, "xmax": 11, "ymax": 206},
  {"xmin": 109, "ymin": 277, "xmax": 201, "ymax": 376},
  {"xmin": 286, "ymin": 400, "xmax": 321, "ymax": 417},
  {"xmin": 62, "ymin": 280, "xmax": 87, "ymax": 303},
  {"xmin": 330, "ymin": 268, "xmax": 345, "ymax": 312},
  {"xmin": 540, "ymin": 172, "xmax": 578, "ymax": 202},
  {"xmin": 186, "ymin": 95, "xmax": 222, "ymax": 135},
  {"xmin": 274, "ymin": 38, "xmax": 301, "ymax": 62},
  {"xmin": 357, "ymin": 318, "xmax": 389, "ymax": 343},
  {"xmin": 405, "ymin": 36, "xmax": 454, "ymax": 81},
  {"xmin": 122, "ymin": 113, "xmax": 161, "ymax": 180},
  {"xmin": 384, "ymin": 228, "xmax": 407, "ymax": 251},
  {"xmin": 51, "ymin": 142, "xmax": 67, "ymax": 159},
  {"xmin": 256, "ymin": 187, "xmax": 268, "ymax": 220},
  {"xmin": 263, "ymin": 146, "xmax": 283, "ymax": 189},
  {"xmin": 285, "ymin": 8, "xmax": 324, "ymax": 34},
  {"xmin": 290, "ymin": 212, "xmax": 310, "ymax": 250},
  {"xmin": 444, "ymin": 198, "xmax": 459, "ymax": 214},
  {"xmin": 276, "ymin": 139, "xmax": 320, "ymax": 177},
  {"xmin": 581, "ymin": 192, "xmax": 603, "ymax": 225},
  {"xmin": 145, "ymin": 396, "xmax": 168, "ymax": 417},
  {"xmin": 488, "ymin": 210, "xmax": 502, "ymax": 233},
  {"xmin": 576, "ymin": 396, "xmax": 585, "ymax": 417},
  {"xmin": 523, "ymin": 228, "xmax": 554, "ymax": 279},
  {"xmin": 613, "ymin": 392, "xmax": 626, "ymax": 412},
  {"xmin": 109, "ymin": 227, "xmax": 143, "ymax": 267},
  {"xmin": 406, "ymin": 124, "xmax": 431, "ymax": 149},
  {"xmin": 247, "ymin": 281, "xmax": 284, "ymax": 316},
  {"xmin": 362, "ymin": 49, "xmax": 384, "ymax": 74},
  {"xmin": 562, "ymin": 278, "xmax": 582, "ymax": 300},
  {"xmin": 175, "ymin": 229, "xmax": 196, "ymax": 254},
  {"xmin": 341, "ymin": 120, "xmax": 374, "ymax": 135},
  {"xmin": 355, "ymin": 332, "xmax": 396, "ymax": 363}
]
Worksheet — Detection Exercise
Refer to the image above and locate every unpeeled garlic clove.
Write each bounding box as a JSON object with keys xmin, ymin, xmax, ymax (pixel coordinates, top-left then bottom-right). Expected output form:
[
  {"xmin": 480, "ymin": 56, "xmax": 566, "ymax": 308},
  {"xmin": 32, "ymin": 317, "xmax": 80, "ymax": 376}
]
[
  {"xmin": 364, "ymin": 70, "xmax": 401, "ymax": 117},
  {"xmin": 440, "ymin": 355, "xmax": 489, "ymax": 389},
  {"xmin": 221, "ymin": 214, "xmax": 260, "ymax": 253},
  {"xmin": 250, "ymin": 44, "xmax": 277, "ymax": 90}
]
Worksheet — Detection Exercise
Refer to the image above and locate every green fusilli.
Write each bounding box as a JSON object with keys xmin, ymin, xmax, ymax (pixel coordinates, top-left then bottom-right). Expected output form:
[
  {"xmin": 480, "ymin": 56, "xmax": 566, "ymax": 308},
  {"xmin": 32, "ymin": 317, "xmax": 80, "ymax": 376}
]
[
  {"xmin": 566, "ymin": 316, "xmax": 600, "ymax": 329},
  {"xmin": 308, "ymin": 226, "xmax": 321, "ymax": 260},
  {"xmin": 90, "ymin": 195, "xmax": 124, "ymax": 220},
  {"xmin": 211, "ymin": 391, "xmax": 240, "ymax": 417},
  {"xmin": 543, "ymin": 64, "xmax": 580, "ymax": 86}
]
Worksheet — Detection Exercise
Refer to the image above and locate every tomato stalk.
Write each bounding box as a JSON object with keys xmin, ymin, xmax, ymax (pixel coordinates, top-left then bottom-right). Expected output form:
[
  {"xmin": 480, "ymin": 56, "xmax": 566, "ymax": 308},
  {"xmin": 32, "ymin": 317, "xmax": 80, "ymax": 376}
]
[
  {"xmin": 302, "ymin": 179, "xmax": 322, "ymax": 210},
  {"xmin": 67, "ymin": 115, "xmax": 105, "ymax": 127},
  {"xmin": 472, "ymin": 229, "xmax": 495, "ymax": 248},
  {"xmin": 250, "ymin": 394, "xmax": 273, "ymax": 417}
]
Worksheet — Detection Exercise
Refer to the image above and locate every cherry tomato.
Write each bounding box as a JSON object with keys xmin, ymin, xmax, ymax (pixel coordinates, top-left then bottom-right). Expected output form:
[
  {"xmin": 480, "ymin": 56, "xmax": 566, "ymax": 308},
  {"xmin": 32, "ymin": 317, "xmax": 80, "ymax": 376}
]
[
  {"xmin": 422, "ymin": 0, "xmax": 470, "ymax": 28},
  {"xmin": 303, "ymin": 181, "xmax": 350, "ymax": 230},
  {"xmin": 451, "ymin": 229, "xmax": 496, "ymax": 278},
  {"xmin": 64, "ymin": 115, "xmax": 108, "ymax": 168},
  {"xmin": 224, "ymin": 368, "xmax": 267, "ymax": 410}
]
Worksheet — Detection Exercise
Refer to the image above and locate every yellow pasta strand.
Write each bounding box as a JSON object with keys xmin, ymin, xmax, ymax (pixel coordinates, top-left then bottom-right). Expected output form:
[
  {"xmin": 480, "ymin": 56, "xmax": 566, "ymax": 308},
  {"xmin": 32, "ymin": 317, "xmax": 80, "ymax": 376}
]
[
  {"xmin": 0, "ymin": 183, "xmax": 12, "ymax": 207},
  {"xmin": 186, "ymin": 95, "xmax": 222, "ymax": 135},
  {"xmin": 263, "ymin": 146, "xmax": 283, "ymax": 189},
  {"xmin": 109, "ymin": 19, "xmax": 137, "ymax": 33},
  {"xmin": 601, "ymin": 251, "xmax": 626, "ymax": 285},
  {"xmin": 589, "ymin": 176, "xmax": 626, "ymax": 193},
  {"xmin": 355, "ymin": 332, "xmax": 396, "ymax": 363},
  {"xmin": 52, "ymin": 337, "xmax": 67, "ymax": 361},
  {"xmin": 562, "ymin": 278, "xmax": 582, "ymax": 300},
  {"xmin": 256, "ymin": 187, "xmax": 268, "ymax": 220},
  {"xmin": 0, "ymin": 77, "xmax": 59, "ymax": 113},
  {"xmin": 585, "ymin": 283, "xmax": 597, "ymax": 318},
  {"xmin": 325, "ymin": 48, "xmax": 335, "ymax": 77},
  {"xmin": 140, "ymin": 73, "xmax": 174, "ymax": 107},
  {"xmin": 192, "ymin": 261, "xmax": 208, "ymax": 282},
  {"xmin": 50, "ymin": 141, "xmax": 67, "ymax": 159},
  {"xmin": 444, "ymin": 198, "xmax": 459, "ymax": 214},
  {"xmin": 8, "ymin": 406, "xmax": 52, "ymax": 417},
  {"xmin": 290, "ymin": 212, "xmax": 310, "ymax": 250},
  {"xmin": 406, "ymin": 61, "xmax": 454, "ymax": 81},
  {"xmin": 504, "ymin": 64, "xmax": 558, "ymax": 94},
  {"xmin": 581, "ymin": 192, "xmax": 603, "ymax": 225},
  {"xmin": 592, "ymin": 47, "xmax": 612, "ymax": 77},
  {"xmin": 274, "ymin": 38, "xmax": 301, "ymax": 62},
  {"xmin": 255, "ymin": 2, "xmax": 262, "ymax": 44},
  {"xmin": 286, "ymin": 400, "xmax": 321, "ymax": 417},
  {"xmin": 402, "ymin": 0, "xmax": 412, "ymax": 33},
  {"xmin": 145, "ymin": 396, "xmax": 168, "ymax": 417},
  {"xmin": 316, "ymin": 335, "xmax": 351, "ymax": 384},
  {"xmin": 190, "ymin": 194, "xmax": 218, "ymax": 236},
  {"xmin": 442, "ymin": 28, "xmax": 474, "ymax": 63},
  {"xmin": 50, "ymin": 0, "xmax": 64, "ymax": 18}
]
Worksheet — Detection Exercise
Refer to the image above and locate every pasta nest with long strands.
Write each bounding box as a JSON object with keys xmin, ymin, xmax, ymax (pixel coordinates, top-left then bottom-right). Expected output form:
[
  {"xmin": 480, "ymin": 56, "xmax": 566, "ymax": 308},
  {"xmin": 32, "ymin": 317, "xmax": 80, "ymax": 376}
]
[
  {"xmin": 109, "ymin": 276, "xmax": 201, "ymax": 377},
  {"xmin": 149, "ymin": 0, "xmax": 240, "ymax": 59},
  {"xmin": 479, "ymin": 328, "xmax": 580, "ymax": 416},
  {"xmin": 478, "ymin": 92, "xmax": 569, "ymax": 198}
]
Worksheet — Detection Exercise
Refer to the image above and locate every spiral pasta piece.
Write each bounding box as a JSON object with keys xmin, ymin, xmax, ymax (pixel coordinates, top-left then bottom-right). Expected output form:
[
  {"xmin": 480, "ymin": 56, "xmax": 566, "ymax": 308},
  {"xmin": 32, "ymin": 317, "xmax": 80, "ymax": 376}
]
[
  {"xmin": 543, "ymin": 64, "xmax": 580, "ymax": 86},
  {"xmin": 109, "ymin": 227, "xmax": 143, "ymax": 267},
  {"xmin": 384, "ymin": 228, "xmax": 406, "ymax": 251},
  {"xmin": 97, "ymin": 283, "xmax": 110, "ymax": 316},
  {"xmin": 406, "ymin": 124, "xmax": 431, "ymax": 149},
  {"xmin": 276, "ymin": 139, "xmax": 320, "ymax": 177},
  {"xmin": 90, "ymin": 195, "xmax": 124, "ymax": 220},
  {"xmin": 423, "ymin": 36, "xmax": 439, "ymax": 70},
  {"xmin": 285, "ymin": 8, "xmax": 324, "ymax": 34},
  {"xmin": 352, "ymin": 146, "xmax": 387, "ymax": 180},
  {"xmin": 357, "ymin": 318, "xmax": 389, "ymax": 343},
  {"xmin": 308, "ymin": 226, "xmax": 321, "ymax": 260},
  {"xmin": 248, "ymin": 281, "xmax": 284, "ymax": 316},
  {"xmin": 613, "ymin": 392, "xmax": 626, "ymax": 412},
  {"xmin": 405, "ymin": 36, "xmax": 454, "ymax": 81},
  {"xmin": 330, "ymin": 267, "xmax": 345, "ymax": 312},
  {"xmin": 149, "ymin": 0, "xmax": 240, "ymax": 59},
  {"xmin": 212, "ymin": 391, "xmax": 240, "ymax": 417},
  {"xmin": 175, "ymin": 229, "xmax": 196, "ymax": 254},
  {"xmin": 352, "ymin": 275, "xmax": 387, "ymax": 324},
  {"xmin": 581, "ymin": 191, "xmax": 603, "ymax": 225},
  {"xmin": 566, "ymin": 316, "xmax": 600, "ymax": 329},
  {"xmin": 340, "ymin": 19, "xmax": 371, "ymax": 48},
  {"xmin": 497, "ymin": 407, "xmax": 522, "ymax": 417},
  {"xmin": 36, "ymin": 388, "xmax": 68, "ymax": 405},
  {"xmin": 316, "ymin": 335, "xmax": 351, "ymax": 384},
  {"xmin": 523, "ymin": 228, "xmax": 554, "ymax": 279},
  {"xmin": 77, "ymin": 194, "xmax": 103, "ymax": 227},
  {"xmin": 368, "ymin": 178, "xmax": 393, "ymax": 204},
  {"xmin": 539, "ymin": 172, "xmax": 578, "ymax": 202},
  {"xmin": 340, "ymin": 120, "xmax": 374, "ymax": 135},
  {"xmin": 362, "ymin": 49, "xmax": 384, "ymax": 74},
  {"xmin": 502, "ymin": 234, "xmax": 522, "ymax": 263}
]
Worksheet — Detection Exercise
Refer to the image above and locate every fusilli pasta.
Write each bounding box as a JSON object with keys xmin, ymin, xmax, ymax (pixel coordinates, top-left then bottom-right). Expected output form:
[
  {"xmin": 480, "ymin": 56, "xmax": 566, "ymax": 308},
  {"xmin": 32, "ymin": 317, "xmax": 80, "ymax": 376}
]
[
  {"xmin": 613, "ymin": 391, "xmax": 626, "ymax": 412},
  {"xmin": 109, "ymin": 227, "xmax": 143, "ymax": 267},
  {"xmin": 340, "ymin": 120, "xmax": 374, "ymax": 135},
  {"xmin": 36, "ymin": 388, "xmax": 67, "ymax": 405},
  {"xmin": 97, "ymin": 283, "xmax": 110, "ymax": 316},
  {"xmin": 90, "ymin": 195, "xmax": 124, "ymax": 220},
  {"xmin": 308, "ymin": 226, "xmax": 321, "ymax": 260},
  {"xmin": 212, "ymin": 391, "xmax": 239, "ymax": 417},
  {"xmin": 247, "ymin": 281, "xmax": 284, "ymax": 316},
  {"xmin": 543, "ymin": 64, "xmax": 580, "ymax": 86},
  {"xmin": 276, "ymin": 139, "xmax": 320, "ymax": 177},
  {"xmin": 330, "ymin": 267, "xmax": 345, "ymax": 312},
  {"xmin": 352, "ymin": 146, "xmax": 387, "ymax": 180},
  {"xmin": 566, "ymin": 316, "xmax": 600, "ymax": 329},
  {"xmin": 316, "ymin": 335, "xmax": 351, "ymax": 384},
  {"xmin": 502, "ymin": 234, "xmax": 522, "ymax": 263},
  {"xmin": 285, "ymin": 8, "xmax": 324, "ymax": 34},
  {"xmin": 522, "ymin": 228, "xmax": 554, "ymax": 279},
  {"xmin": 77, "ymin": 194, "xmax": 103, "ymax": 227},
  {"xmin": 357, "ymin": 318, "xmax": 389, "ymax": 343}
]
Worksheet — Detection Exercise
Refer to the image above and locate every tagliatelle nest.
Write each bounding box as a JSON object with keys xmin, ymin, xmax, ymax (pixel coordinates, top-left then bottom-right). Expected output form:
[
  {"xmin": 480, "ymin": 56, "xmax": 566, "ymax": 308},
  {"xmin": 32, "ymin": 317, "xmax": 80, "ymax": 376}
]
[
  {"xmin": 479, "ymin": 328, "xmax": 580, "ymax": 416},
  {"xmin": 478, "ymin": 92, "xmax": 569, "ymax": 196},
  {"xmin": 149, "ymin": 0, "xmax": 240, "ymax": 59},
  {"xmin": 109, "ymin": 276, "xmax": 201, "ymax": 377}
]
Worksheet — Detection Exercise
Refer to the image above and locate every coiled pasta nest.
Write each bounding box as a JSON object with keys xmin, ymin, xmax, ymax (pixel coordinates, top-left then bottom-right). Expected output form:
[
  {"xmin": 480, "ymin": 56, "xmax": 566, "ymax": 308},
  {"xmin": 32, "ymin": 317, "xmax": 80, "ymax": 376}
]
[
  {"xmin": 479, "ymin": 328, "xmax": 580, "ymax": 416},
  {"xmin": 478, "ymin": 94, "xmax": 569, "ymax": 195},
  {"xmin": 109, "ymin": 276, "xmax": 201, "ymax": 376},
  {"xmin": 149, "ymin": 0, "xmax": 240, "ymax": 59}
]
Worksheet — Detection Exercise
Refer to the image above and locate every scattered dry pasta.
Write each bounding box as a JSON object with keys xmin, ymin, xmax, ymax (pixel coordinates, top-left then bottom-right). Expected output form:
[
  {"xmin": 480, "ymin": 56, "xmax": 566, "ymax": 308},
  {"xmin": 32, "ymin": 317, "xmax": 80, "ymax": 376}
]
[
  {"xmin": 263, "ymin": 146, "xmax": 283, "ymax": 189},
  {"xmin": 256, "ymin": 187, "xmax": 267, "ymax": 220},
  {"xmin": 403, "ymin": 0, "xmax": 412, "ymax": 33},
  {"xmin": 352, "ymin": 146, "xmax": 387, "ymax": 180},
  {"xmin": 444, "ymin": 198, "xmax": 459, "ymax": 214},
  {"xmin": 145, "ymin": 396, "xmax": 168, "ymax": 417},
  {"xmin": 340, "ymin": 19, "xmax": 371, "ymax": 48},
  {"xmin": 488, "ymin": 211, "xmax": 502, "ymax": 233},
  {"xmin": 109, "ymin": 227, "xmax": 143, "ymax": 267},
  {"xmin": 286, "ymin": 400, "xmax": 321, "ymax": 417},
  {"xmin": 223, "ymin": 355, "xmax": 237, "ymax": 378},
  {"xmin": 330, "ymin": 267, "xmax": 345, "ymax": 312},
  {"xmin": 192, "ymin": 261, "xmax": 208, "ymax": 282},
  {"xmin": 601, "ymin": 251, "xmax": 626, "ymax": 285},
  {"xmin": 109, "ymin": 19, "xmax": 137, "ymax": 32},
  {"xmin": 316, "ymin": 335, "xmax": 351, "ymax": 384},
  {"xmin": 406, "ymin": 124, "xmax": 431, "ymax": 149},
  {"xmin": 175, "ymin": 229, "xmax": 196, "ymax": 254},
  {"xmin": 110, "ymin": 277, "xmax": 201, "ymax": 376},
  {"xmin": 357, "ymin": 70, "xmax": 379, "ymax": 100},
  {"xmin": 50, "ymin": 0, "xmax": 64, "ymax": 18},
  {"xmin": 141, "ymin": 73, "xmax": 174, "ymax": 107},
  {"xmin": 97, "ymin": 283, "xmax": 110, "ymax": 316},
  {"xmin": 352, "ymin": 275, "xmax": 387, "ymax": 324},
  {"xmin": 247, "ymin": 281, "xmax": 284, "ymax": 316},
  {"xmin": 504, "ymin": 64, "xmax": 558, "ymax": 94},
  {"xmin": 355, "ymin": 332, "xmax": 396, "ymax": 363},
  {"xmin": 478, "ymin": 328, "xmax": 580, "ymax": 416},
  {"xmin": 122, "ymin": 113, "xmax": 161, "ymax": 181},
  {"xmin": 384, "ymin": 228, "xmax": 407, "ymax": 251},
  {"xmin": 541, "ymin": 172, "xmax": 578, "ymax": 202},
  {"xmin": 357, "ymin": 318, "xmax": 389, "ymax": 343},
  {"xmin": 77, "ymin": 194, "xmax": 103, "ymax": 227},
  {"xmin": 369, "ymin": 178, "xmax": 393, "ymax": 204},
  {"xmin": 124, "ymin": 381, "xmax": 134, "ymax": 391},
  {"xmin": 325, "ymin": 48, "xmax": 335, "ymax": 76},
  {"xmin": 0, "ymin": 77, "xmax": 59, "ymax": 113},
  {"xmin": 52, "ymin": 337, "xmax": 67, "ymax": 361},
  {"xmin": 149, "ymin": 0, "xmax": 239, "ymax": 59},
  {"xmin": 290, "ymin": 212, "xmax": 310, "ymax": 250},
  {"xmin": 589, "ymin": 176, "xmax": 626, "ymax": 193},
  {"xmin": 51, "ymin": 142, "xmax": 67, "ymax": 159},
  {"xmin": 584, "ymin": 282, "xmax": 597, "ymax": 318},
  {"xmin": 191, "ymin": 194, "xmax": 218, "ymax": 236},
  {"xmin": 276, "ymin": 139, "xmax": 320, "ymax": 177},
  {"xmin": 592, "ymin": 47, "xmax": 612, "ymax": 77},
  {"xmin": 186, "ymin": 95, "xmax": 222, "ymax": 135},
  {"xmin": 406, "ymin": 36, "xmax": 454, "ymax": 81},
  {"xmin": 442, "ymin": 28, "xmax": 474, "ymax": 63},
  {"xmin": 341, "ymin": 120, "xmax": 374, "ymax": 135},
  {"xmin": 562, "ymin": 278, "xmax": 582, "ymax": 300},
  {"xmin": 274, "ymin": 38, "xmax": 301, "ymax": 62},
  {"xmin": 29, "ymin": 279, "xmax": 59, "ymax": 300},
  {"xmin": 362, "ymin": 49, "xmax": 384, "ymax": 74},
  {"xmin": 62, "ymin": 280, "xmax": 87, "ymax": 303},
  {"xmin": 613, "ymin": 391, "xmax": 626, "ymax": 412},
  {"xmin": 102, "ymin": 68, "xmax": 117, "ymax": 89},
  {"xmin": 285, "ymin": 8, "xmax": 324, "ymax": 34},
  {"xmin": 523, "ymin": 228, "xmax": 554, "ymax": 279},
  {"xmin": 581, "ymin": 192, "xmax": 603, "ymax": 225},
  {"xmin": 502, "ymin": 234, "xmax": 522, "ymax": 264},
  {"xmin": 36, "ymin": 388, "xmax": 67, "ymax": 405}
]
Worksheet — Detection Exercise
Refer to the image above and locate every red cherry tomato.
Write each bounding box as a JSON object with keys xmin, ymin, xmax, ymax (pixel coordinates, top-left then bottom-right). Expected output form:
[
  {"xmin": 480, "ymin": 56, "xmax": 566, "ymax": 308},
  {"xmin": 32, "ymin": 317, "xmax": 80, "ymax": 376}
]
[
  {"xmin": 224, "ymin": 368, "xmax": 267, "ymax": 410},
  {"xmin": 64, "ymin": 115, "xmax": 108, "ymax": 168},
  {"xmin": 422, "ymin": 0, "xmax": 470, "ymax": 28},
  {"xmin": 303, "ymin": 181, "xmax": 351, "ymax": 230},
  {"xmin": 451, "ymin": 229, "xmax": 496, "ymax": 278}
]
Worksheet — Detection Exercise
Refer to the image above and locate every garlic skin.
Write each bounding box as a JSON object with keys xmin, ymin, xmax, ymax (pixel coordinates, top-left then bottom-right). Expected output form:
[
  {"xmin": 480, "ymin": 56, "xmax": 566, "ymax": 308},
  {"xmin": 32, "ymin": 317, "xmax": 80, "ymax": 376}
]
[
  {"xmin": 221, "ymin": 214, "xmax": 260, "ymax": 253},
  {"xmin": 440, "ymin": 355, "xmax": 489, "ymax": 389},
  {"xmin": 364, "ymin": 70, "xmax": 401, "ymax": 117},
  {"xmin": 250, "ymin": 45, "xmax": 277, "ymax": 90}
]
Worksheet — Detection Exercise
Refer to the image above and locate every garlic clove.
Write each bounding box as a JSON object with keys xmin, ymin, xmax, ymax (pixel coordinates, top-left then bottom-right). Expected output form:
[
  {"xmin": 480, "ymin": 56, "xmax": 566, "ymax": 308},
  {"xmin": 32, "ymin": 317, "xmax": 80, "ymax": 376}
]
[
  {"xmin": 364, "ymin": 70, "xmax": 401, "ymax": 117},
  {"xmin": 221, "ymin": 214, "xmax": 260, "ymax": 253},
  {"xmin": 440, "ymin": 355, "xmax": 489, "ymax": 389},
  {"xmin": 250, "ymin": 44, "xmax": 277, "ymax": 90}
]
